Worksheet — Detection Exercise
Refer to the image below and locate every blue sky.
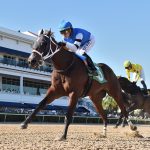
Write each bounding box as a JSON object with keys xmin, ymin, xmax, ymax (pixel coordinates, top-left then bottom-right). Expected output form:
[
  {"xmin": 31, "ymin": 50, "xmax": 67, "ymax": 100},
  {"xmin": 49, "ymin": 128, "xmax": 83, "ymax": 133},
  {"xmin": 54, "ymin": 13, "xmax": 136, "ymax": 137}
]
[{"xmin": 0, "ymin": 0, "xmax": 150, "ymax": 88}]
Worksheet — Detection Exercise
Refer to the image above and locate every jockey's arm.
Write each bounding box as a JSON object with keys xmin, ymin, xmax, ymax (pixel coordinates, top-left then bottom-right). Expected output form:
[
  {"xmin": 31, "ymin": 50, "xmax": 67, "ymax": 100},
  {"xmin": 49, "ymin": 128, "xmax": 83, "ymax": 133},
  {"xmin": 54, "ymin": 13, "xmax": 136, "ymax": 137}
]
[
  {"xmin": 134, "ymin": 71, "xmax": 140, "ymax": 82},
  {"xmin": 126, "ymin": 69, "xmax": 130, "ymax": 81},
  {"xmin": 65, "ymin": 33, "xmax": 83, "ymax": 52},
  {"xmin": 134, "ymin": 65, "xmax": 142, "ymax": 82},
  {"xmin": 65, "ymin": 42, "xmax": 78, "ymax": 52}
]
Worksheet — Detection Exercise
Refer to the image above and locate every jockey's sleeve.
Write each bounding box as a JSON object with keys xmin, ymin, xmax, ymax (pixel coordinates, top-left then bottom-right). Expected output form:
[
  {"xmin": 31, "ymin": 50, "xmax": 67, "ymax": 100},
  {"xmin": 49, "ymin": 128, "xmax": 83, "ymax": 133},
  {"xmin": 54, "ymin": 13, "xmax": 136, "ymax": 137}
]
[
  {"xmin": 135, "ymin": 64, "xmax": 142, "ymax": 80},
  {"xmin": 135, "ymin": 71, "xmax": 140, "ymax": 80},
  {"xmin": 66, "ymin": 42, "xmax": 78, "ymax": 52},
  {"xmin": 126, "ymin": 69, "xmax": 130, "ymax": 80},
  {"xmin": 74, "ymin": 33, "xmax": 83, "ymax": 48},
  {"xmin": 66, "ymin": 33, "xmax": 83, "ymax": 52}
]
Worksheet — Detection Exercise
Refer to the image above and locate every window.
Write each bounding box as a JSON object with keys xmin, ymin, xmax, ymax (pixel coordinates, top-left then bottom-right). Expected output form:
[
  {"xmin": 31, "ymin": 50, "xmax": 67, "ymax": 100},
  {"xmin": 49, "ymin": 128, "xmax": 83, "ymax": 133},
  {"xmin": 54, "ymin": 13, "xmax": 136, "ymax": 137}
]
[
  {"xmin": 2, "ymin": 77, "xmax": 20, "ymax": 93},
  {"xmin": 3, "ymin": 55, "xmax": 16, "ymax": 65},
  {"xmin": 18, "ymin": 58, "xmax": 28, "ymax": 67},
  {"xmin": 23, "ymin": 80, "xmax": 50, "ymax": 95}
]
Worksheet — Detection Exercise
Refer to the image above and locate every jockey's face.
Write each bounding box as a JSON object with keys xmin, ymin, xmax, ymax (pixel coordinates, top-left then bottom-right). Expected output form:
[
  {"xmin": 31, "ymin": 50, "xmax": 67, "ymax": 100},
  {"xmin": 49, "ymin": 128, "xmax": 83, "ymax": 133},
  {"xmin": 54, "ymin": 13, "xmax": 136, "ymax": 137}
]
[
  {"xmin": 60, "ymin": 28, "xmax": 71, "ymax": 38},
  {"xmin": 125, "ymin": 64, "xmax": 132, "ymax": 70}
]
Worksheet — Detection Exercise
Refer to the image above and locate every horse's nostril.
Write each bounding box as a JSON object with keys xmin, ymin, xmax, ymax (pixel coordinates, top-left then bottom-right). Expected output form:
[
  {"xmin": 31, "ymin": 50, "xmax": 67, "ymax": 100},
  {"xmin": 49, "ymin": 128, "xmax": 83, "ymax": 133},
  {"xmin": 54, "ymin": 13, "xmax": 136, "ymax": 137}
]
[
  {"xmin": 32, "ymin": 59, "xmax": 36, "ymax": 64},
  {"xmin": 28, "ymin": 59, "xmax": 36, "ymax": 66}
]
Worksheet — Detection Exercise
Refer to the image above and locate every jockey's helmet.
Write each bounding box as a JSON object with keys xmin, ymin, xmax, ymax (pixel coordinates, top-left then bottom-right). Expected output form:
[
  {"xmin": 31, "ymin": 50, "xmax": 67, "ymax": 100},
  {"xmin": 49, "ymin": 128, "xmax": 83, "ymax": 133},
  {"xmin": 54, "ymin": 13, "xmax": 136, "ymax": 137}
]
[
  {"xmin": 124, "ymin": 60, "xmax": 131, "ymax": 68},
  {"xmin": 58, "ymin": 20, "xmax": 72, "ymax": 32}
]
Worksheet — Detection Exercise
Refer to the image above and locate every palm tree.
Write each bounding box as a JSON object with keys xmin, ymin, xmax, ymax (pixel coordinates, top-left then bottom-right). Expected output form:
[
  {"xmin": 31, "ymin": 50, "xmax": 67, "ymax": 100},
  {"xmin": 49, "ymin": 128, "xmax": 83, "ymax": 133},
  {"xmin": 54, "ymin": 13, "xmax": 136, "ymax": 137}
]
[{"xmin": 102, "ymin": 95, "xmax": 118, "ymax": 113}]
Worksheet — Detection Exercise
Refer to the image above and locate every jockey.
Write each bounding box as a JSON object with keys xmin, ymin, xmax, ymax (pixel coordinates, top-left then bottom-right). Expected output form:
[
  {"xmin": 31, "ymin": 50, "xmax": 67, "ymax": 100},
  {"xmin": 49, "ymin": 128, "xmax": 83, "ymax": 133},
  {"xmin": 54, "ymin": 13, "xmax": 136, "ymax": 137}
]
[
  {"xmin": 58, "ymin": 20, "xmax": 98, "ymax": 76},
  {"xmin": 123, "ymin": 60, "xmax": 148, "ymax": 94}
]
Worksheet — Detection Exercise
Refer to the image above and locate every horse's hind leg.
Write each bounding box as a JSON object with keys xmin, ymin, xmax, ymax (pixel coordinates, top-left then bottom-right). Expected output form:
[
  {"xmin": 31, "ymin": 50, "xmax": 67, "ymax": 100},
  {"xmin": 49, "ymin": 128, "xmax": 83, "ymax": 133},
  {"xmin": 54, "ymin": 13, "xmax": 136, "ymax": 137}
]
[
  {"xmin": 121, "ymin": 117, "xmax": 126, "ymax": 127},
  {"xmin": 56, "ymin": 92, "xmax": 78, "ymax": 141},
  {"xmin": 90, "ymin": 94, "xmax": 107, "ymax": 137},
  {"xmin": 21, "ymin": 86, "xmax": 59, "ymax": 129},
  {"xmin": 116, "ymin": 104, "xmax": 137, "ymax": 128},
  {"xmin": 114, "ymin": 114, "xmax": 123, "ymax": 128}
]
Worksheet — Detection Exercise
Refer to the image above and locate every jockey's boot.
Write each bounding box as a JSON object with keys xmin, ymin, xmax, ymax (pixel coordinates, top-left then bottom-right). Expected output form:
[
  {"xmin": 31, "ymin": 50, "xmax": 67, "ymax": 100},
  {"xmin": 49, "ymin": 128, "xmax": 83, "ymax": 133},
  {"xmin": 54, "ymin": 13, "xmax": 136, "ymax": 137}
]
[
  {"xmin": 141, "ymin": 80, "xmax": 148, "ymax": 95},
  {"xmin": 83, "ymin": 53, "xmax": 98, "ymax": 76}
]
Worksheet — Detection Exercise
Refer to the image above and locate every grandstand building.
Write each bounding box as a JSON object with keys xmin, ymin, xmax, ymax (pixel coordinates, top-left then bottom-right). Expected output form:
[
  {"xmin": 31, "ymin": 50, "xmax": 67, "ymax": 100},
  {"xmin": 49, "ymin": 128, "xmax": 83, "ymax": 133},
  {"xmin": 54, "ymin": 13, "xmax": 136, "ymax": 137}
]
[{"xmin": 0, "ymin": 26, "xmax": 68, "ymax": 110}]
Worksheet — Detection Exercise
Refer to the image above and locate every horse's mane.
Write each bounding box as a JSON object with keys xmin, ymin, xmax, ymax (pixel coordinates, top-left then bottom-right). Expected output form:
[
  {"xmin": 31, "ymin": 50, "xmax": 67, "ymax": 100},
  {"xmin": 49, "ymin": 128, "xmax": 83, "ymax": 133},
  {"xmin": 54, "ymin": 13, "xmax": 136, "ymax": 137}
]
[{"xmin": 118, "ymin": 76, "xmax": 142, "ymax": 95}]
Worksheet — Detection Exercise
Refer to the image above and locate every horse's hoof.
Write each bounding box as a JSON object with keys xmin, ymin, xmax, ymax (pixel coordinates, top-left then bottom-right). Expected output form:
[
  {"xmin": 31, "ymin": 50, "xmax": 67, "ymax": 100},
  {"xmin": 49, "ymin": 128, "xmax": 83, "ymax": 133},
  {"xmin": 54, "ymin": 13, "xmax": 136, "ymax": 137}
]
[
  {"xmin": 121, "ymin": 125, "xmax": 125, "ymax": 128},
  {"xmin": 102, "ymin": 134, "xmax": 107, "ymax": 138},
  {"xmin": 20, "ymin": 123, "xmax": 28, "ymax": 129},
  {"xmin": 54, "ymin": 136, "xmax": 66, "ymax": 141},
  {"xmin": 130, "ymin": 125, "xmax": 137, "ymax": 131}
]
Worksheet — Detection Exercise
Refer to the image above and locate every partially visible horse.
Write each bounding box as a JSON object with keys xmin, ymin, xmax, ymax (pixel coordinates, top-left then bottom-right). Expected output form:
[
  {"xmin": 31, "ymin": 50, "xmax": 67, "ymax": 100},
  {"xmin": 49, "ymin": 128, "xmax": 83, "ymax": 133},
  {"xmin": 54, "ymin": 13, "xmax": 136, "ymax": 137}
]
[
  {"xmin": 20, "ymin": 29, "xmax": 136, "ymax": 140},
  {"xmin": 115, "ymin": 77, "xmax": 150, "ymax": 128}
]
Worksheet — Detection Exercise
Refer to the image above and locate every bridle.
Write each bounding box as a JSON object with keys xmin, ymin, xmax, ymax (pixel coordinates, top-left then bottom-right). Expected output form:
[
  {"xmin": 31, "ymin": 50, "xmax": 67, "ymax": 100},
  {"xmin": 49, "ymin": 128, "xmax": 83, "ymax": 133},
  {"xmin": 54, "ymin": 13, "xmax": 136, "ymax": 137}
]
[
  {"xmin": 31, "ymin": 34, "xmax": 75, "ymax": 73},
  {"xmin": 32, "ymin": 35, "xmax": 61, "ymax": 63}
]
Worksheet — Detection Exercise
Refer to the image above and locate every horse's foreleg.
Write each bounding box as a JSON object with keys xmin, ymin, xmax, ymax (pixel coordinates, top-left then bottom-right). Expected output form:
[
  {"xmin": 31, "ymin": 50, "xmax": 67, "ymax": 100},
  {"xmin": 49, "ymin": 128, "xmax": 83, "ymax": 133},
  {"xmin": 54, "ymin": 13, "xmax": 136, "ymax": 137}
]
[
  {"xmin": 21, "ymin": 87, "xmax": 58, "ymax": 129},
  {"xmin": 57, "ymin": 92, "xmax": 78, "ymax": 141}
]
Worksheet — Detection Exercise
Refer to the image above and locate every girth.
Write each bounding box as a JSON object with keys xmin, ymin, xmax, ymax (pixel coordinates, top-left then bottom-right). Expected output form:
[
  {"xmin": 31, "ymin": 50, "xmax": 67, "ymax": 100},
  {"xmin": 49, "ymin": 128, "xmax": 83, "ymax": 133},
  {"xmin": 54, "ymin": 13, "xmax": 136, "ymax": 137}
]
[{"xmin": 80, "ymin": 75, "xmax": 93, "ymax": 98}]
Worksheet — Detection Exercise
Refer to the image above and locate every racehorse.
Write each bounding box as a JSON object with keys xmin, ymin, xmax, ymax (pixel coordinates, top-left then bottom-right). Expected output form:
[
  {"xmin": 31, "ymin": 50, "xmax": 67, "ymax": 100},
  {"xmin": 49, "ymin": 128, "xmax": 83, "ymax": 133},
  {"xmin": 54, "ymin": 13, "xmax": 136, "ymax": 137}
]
[
  {"xmin": 115, "ymin": 77, "xmax": 150, "ymax": 128},
  {"xmin": 20, "ymin": 29, "xmax": 136, "ymax": 140}
]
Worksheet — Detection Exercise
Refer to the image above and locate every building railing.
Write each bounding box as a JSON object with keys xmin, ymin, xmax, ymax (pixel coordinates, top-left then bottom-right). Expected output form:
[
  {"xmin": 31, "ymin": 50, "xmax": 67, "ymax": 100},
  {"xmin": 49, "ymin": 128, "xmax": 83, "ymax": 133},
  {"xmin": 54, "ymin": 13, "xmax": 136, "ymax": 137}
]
[{"xmin": 0, "ymin": 57, "xmax": 52, "ymax": 73}]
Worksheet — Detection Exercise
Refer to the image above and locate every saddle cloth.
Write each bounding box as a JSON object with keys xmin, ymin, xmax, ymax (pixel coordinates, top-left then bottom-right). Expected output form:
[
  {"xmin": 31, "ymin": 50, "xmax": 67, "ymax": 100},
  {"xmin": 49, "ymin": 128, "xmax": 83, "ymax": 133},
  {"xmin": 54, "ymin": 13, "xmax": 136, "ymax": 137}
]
[{"xmin": 92, "ymin": 64, "xmax": 107, "ymax": 84}]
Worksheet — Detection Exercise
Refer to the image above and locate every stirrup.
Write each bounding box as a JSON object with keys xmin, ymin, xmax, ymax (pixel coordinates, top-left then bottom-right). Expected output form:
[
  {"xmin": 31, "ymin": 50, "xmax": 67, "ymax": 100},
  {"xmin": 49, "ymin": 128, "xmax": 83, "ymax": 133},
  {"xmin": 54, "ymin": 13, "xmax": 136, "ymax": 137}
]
[{"xmin": 88, "ymin": 69, "xmax": 98, "ymax": 76}]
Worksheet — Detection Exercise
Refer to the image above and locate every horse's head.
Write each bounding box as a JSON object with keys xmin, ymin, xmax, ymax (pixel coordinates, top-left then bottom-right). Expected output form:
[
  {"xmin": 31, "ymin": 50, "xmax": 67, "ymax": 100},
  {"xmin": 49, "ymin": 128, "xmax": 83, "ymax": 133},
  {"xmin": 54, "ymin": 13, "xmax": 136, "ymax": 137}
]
[
  {"xmin": 28, "ymin": 29, "xmax": 58, "ymax": 68},
  {"xmin": 118, "ymin": 77, "xmax": 141, "ymax": 95}
]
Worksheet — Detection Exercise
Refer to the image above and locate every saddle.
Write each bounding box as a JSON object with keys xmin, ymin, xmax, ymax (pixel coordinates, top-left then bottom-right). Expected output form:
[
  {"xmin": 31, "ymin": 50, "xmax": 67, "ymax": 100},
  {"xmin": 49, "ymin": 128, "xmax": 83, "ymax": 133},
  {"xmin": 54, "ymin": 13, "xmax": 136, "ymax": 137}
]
[{"xmin": 90, "ymin": 63, "xmax": 107, "ymax": 84}]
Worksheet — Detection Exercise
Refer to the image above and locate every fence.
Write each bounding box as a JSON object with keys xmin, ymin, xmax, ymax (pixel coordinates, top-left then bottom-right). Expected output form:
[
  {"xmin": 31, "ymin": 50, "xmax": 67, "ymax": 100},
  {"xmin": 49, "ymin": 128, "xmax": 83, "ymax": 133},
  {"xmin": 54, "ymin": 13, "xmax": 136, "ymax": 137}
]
[{"xmin": 0, "ymin": 113, "xmax": 150, "ymax": 124}]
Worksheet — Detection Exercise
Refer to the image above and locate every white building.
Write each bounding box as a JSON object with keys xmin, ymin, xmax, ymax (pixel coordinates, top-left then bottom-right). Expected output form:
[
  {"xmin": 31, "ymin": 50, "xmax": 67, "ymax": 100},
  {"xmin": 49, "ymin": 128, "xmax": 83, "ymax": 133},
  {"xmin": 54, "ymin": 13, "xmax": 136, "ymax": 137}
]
[{"xmin": 0, "ymin": 26, "xmax": 68, "ymax": 110}]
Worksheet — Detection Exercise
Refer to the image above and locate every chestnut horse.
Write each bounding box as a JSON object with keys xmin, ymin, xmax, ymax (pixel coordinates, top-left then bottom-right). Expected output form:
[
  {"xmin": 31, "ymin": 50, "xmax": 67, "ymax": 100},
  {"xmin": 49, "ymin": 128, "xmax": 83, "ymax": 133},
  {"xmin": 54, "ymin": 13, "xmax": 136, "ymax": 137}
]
[
  {"xmin": 21, "ymin": 29, "xmax": 136, "ymax": 140},
  {"xmin": 115, "ymin": 77, "xmax": 150, "ymax": 128}
]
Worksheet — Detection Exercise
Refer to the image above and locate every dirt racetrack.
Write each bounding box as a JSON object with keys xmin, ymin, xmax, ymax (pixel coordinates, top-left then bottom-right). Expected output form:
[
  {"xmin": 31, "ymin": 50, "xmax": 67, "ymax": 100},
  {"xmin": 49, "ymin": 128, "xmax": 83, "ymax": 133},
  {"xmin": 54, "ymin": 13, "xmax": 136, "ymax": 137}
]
[{"xmin": 0, "ymin": 124, "xmax": 150, "ymax": 150}]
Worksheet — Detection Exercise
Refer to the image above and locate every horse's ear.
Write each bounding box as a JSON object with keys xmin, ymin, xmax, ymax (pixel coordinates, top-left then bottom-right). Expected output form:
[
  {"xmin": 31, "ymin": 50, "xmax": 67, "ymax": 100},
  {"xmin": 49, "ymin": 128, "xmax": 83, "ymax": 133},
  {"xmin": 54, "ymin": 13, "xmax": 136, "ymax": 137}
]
[
  {"xmin": 47, "ymin": 29, "xmax": 52, "ymax": 37},
  {"xmin": 38, "ymin": 29, "xmax": 44, "ymax": 36}
]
